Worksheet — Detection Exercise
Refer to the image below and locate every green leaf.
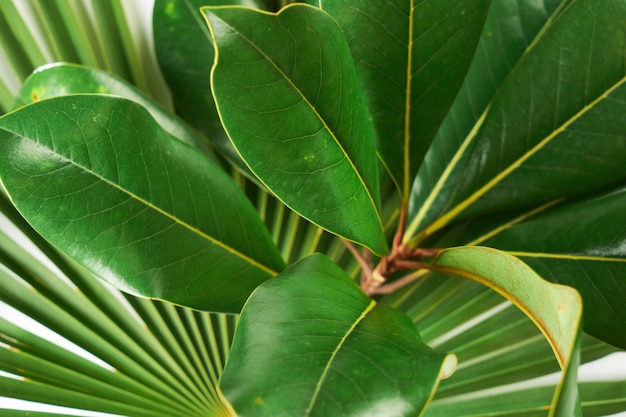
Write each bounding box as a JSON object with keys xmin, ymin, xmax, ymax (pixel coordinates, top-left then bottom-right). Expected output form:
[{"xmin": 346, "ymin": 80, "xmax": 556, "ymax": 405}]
[
  {"xmin": 219, "ymin": 253, "xmax": 454, "ymax": 417},
  {"xmin": 322, "ymin": 0, "xmax": 491, "ymax": 200},
  {"xmin": 203, "ymin": 5, "xmax": 388, "ymax": 255},
  {"xmin": 406, "ymin": 0, "xmax": 626, "ymax": 241},
  {"xmin": 469, "ymin": 186, "xmax": 626, "ymax": 349},
  {"xmin": 406, "ymin": 0, "xmax": 570, "ymax": 240},
  {"xmin": 153, "ymin": 0, "xmax": 266, "ymax": 173},
  {"xmin": 0, "ymin": 94, "xmax": 285, "ymax": 313},
  {"xmin": 430, "ymin": 247, "xmax": 583, "ymax": 415},
  {"xmin": 12, "ymin": 62, "xmax": 216, "ymax": 159}
]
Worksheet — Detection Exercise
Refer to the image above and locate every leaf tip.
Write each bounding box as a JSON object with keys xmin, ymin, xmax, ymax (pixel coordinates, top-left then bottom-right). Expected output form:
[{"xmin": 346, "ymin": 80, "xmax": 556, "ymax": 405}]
[{"xmin": 439, "ymin": 353, "xmax": 458, "ymax": 380}]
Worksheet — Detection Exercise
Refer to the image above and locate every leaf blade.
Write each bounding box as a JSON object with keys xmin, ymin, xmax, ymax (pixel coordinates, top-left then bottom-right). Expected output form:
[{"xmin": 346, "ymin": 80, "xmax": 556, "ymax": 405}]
[
  {"xmin": 203, "ymin": 5, "xmax": 388, "ymax": 255},
  {"xmin": 0, "ymin": 94, "xmax": 285, "ymax": 312},
  {"xmin": 219, "ymin": 253, "xmax": 453, "ymax": 417},
  {"xmin": 405, "ymin": 0, "xmax": 626, "ymax": 241},
  {"xmin": 322, "ymin": 0, "xmax": 491, "ymax": 200}
]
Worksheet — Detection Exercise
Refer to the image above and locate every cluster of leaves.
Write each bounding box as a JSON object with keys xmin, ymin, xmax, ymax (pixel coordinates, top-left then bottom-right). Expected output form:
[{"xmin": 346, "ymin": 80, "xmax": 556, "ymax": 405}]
[{"xmin": 0, "ymin": 0, "xmax": 625, "ymax": 416}]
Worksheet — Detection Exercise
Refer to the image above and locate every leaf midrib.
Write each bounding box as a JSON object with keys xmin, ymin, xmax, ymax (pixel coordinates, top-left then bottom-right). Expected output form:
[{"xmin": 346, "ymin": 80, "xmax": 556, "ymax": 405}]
[
  {"xmin": 403, "ymin": 0, "xmax": 415, "ymax": 201},
  {"xmin": 507, "ymin": 252, "xmax": 626, "ymax": 263},
  {"xmin": 305, "ymin": 299, "xmax": 376, "ymax": 416},
  {"xmin": 422, "ymin": 75, "xmax": 626, "ymax": 237},
  {"xmin": 8, "ymin": 134, "xmax": 278, "ymax": 276},
  {"xmin": 206, "ymin": 7, "xmax": 384, "ymax": 233},
  {"xmin": 404, "ymin": 0, "xmax": 576, "ymax": 242}
]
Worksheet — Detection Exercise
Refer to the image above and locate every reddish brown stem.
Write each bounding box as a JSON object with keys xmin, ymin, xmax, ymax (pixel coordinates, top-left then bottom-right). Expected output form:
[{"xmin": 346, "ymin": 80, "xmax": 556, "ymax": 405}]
[
  {"xmin": 370, "ymin": 269, "xmax": 430, "ymax": 295},
  {"xmin": 342, "ymin": 204, "xmax": 441, "ymax": 296}
]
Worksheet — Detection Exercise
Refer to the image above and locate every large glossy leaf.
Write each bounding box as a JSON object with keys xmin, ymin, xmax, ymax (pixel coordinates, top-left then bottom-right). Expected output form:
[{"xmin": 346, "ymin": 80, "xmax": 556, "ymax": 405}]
[
  {"xmin": 219, "ymin": 253, "xmax": 454, "ymax": 417},
  {"xmin": 0, "ymin": 94, "xmax": 285, "ymax": 313},
  {"xmin": 322, "ymin": 0, "xmax": 491, "ymax": 200},
  {"xmin": 466, "ymin": 186, "xmax": 626, "ymax": 349},
  {"xmin": 152, "ymin": 0, "xmax": 266, "ymax": 172},
  {"xmin": 203, "ymin": 5, "xmax": 387, "ymax": 255},
  {"xmin": 12, "ymin": 62, "xmax": 216, "ymax": 158},
  {"xmin": 430, "ymin": 247, "xmax": 583, "ymax": 415},
  {"xmin": 406, "ymin": 0, "xmax": 626, "ymax": 242}
]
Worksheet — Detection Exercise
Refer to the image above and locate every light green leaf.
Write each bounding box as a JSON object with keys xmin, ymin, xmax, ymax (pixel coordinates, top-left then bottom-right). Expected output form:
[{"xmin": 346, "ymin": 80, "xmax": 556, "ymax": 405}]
[
  {"xmin": 219, "ymin": 253, "xmax": 454, "ymax": 417},
  {"xmin": 203, "ymin": 5, "xmax": 388, "ymax": 255},
  {"xmin": 406, "ymin": 0, "xmax": 626, "ymax": 242},
  {"xmin": 0, "ymin": 94, "xmax": 285, "ymax": 313},
  {"xmin": 430, "ymin": 246, "xmax": 583, "ymax": 415},
  {"xmin": 468, "ymin": 186, "xmax": 626, "ymax": 349},
  {"xmin": 322, "ymin": 0, "xmax": 491, "ymax": 200}
]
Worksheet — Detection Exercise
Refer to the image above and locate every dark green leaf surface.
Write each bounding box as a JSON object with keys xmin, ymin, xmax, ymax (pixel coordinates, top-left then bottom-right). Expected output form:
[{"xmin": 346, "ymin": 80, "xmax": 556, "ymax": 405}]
[
  {"xmin": 204, "ymin": 5, "xmax": 388, "ymax": 255},
  {"xmin": 0, "ymin": 94, "xmax": 285, "ymax": 312},
  {"xmin": 12, "ymin": 62, "xmax": 215, "ymax": 158},
  {"xmin": 406, "ymin": 0, "xmax": 626, "ymax": 241},
  {"xmin": 153, "ymin": 0, "xmax": 266, "ymax": 172},
  {"xmin": 220, "ymin": 253, "xmax": 453, "ymax": 417},
  {"xmin": 322, "ymin": 0, "xmax": 491, "ymax": 200},
  {"xmin": 472, "ymin": 186, "xmax": 626, "ymax": 349},
  {"xmin": 406, "ymin": 0, "xmax": 569, "ymax": 240}
]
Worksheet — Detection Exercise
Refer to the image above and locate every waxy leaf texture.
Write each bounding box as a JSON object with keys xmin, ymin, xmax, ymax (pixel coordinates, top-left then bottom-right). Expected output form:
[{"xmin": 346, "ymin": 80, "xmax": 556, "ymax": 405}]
[{"xmin": 0, "ymin": 95, "xmax": 285, "ymax": 313}]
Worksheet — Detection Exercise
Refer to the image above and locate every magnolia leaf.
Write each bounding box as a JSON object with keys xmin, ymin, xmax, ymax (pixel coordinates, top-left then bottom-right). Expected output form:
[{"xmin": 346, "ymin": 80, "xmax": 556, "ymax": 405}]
[
  {"xmin": 12, "ymin": 62, "xmax": 216, "ymax": 158},
  {"xmin": 430, "ymin": 246, "xmax": 583, "ymax": 415},
  {"xmin": 0, "ymin": 95, "xmax": 285, "ymax": 313},
  {"xmin": 322, "ymin": 0, "xmax": 491, "ymax": 200},
  {"xmin": 203, "ymin": 5, "xmax": 388, "ymax": 255},
  {"xmin": 219, "ymin": 253, "xmax": 455, "ymax": 417},
  {"xmin": 406, "ymin": 0, "xmax": 626, "ymax": 242}
]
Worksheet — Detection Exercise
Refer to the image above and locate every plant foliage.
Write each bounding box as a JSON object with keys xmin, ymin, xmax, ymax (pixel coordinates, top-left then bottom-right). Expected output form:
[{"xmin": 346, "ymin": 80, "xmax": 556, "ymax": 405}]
[{"xmin": 0, "ymin": 0, "xmax": 625, "ymax": 416}]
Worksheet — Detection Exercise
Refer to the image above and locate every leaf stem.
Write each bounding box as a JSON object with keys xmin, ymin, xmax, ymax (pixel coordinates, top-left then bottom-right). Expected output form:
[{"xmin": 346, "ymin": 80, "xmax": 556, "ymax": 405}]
[
  {"xmin": 352, "ymin": 203, "xmax": 442, "ymax": 296},
  {"xmin": 370, "ymin": 269, "xmax": 430, "ymax": 295}
]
